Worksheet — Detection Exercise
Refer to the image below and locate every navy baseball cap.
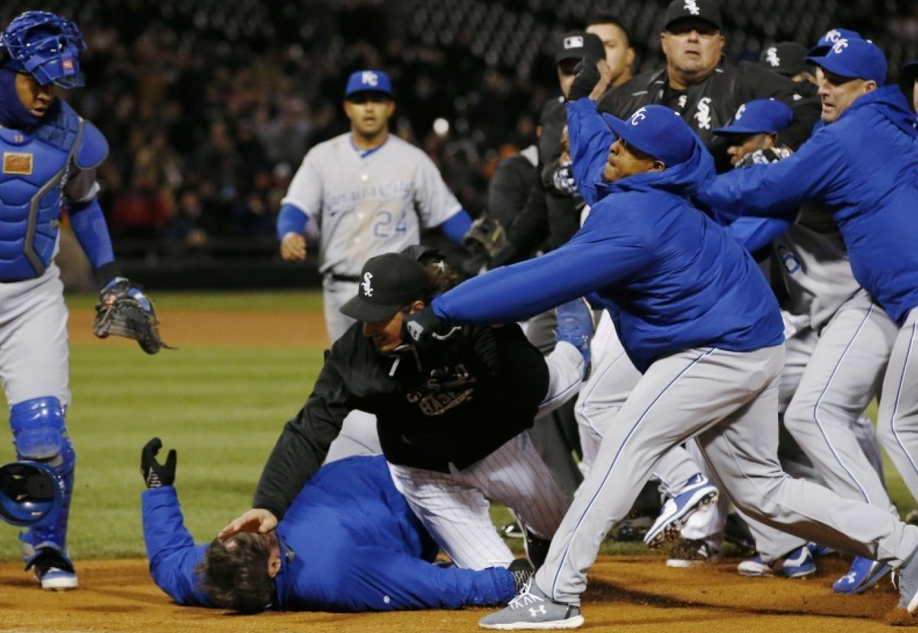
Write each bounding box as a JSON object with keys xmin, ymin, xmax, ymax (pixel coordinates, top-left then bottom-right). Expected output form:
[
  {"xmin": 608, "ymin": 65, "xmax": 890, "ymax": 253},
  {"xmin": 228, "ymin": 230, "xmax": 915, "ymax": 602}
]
[
  {"xmin": 806, "ymin": 38, "xmax": 886, "ymax": 84},
  {"xmin": 601, "ymin": 105, "xmax": 697, "ymax": 166},
  {"xmin": 554, "ymin": 31, "xmax": 605, "ymax": 65},
  {"xmin": 340, "ymin": 252, "xmax": 435, "ymax": 322},
  {"xmin": 760, "ymin": 42, "xmax": 808, "ymax": 77},
  {"xmin": 663, "ymin": 0, "xmax": 722, "ymax": 32},
  {"xmin": 344, "ymin": 69, "xmax": 393, "ymax": 100},
  {"xmin": 713, "ymin": 99, "xmax": 794, "ymax": 135},
  {"xmin": 807, "ymin": 28, "xmax": 860, "ymax": 57}
]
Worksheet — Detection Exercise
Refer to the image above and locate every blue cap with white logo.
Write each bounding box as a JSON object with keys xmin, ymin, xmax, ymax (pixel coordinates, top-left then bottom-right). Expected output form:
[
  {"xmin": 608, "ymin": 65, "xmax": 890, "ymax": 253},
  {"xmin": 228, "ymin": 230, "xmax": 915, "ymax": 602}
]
[
  {"xmin": 601, "ymin": 105, "xmax": 699, "ymax": 166},
  {"xmin": 807, "ymin": 27, "xmax": 861, "ymax": 58},
  {"xmin": 713, "ymin": 99, "xmax": 794, "ymax": 136},
  {"xmin": 806, "ymin": 38, "xmax": 886, "ymax": 85},
  {"xmin": 344, "ymin": 69, "xmax": 393, "ymax": 99}
]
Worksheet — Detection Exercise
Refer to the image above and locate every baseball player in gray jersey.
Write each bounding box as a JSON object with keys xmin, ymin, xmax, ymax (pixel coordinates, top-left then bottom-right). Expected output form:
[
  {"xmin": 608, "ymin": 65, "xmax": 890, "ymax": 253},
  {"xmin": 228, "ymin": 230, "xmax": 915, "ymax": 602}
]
[
  {"xmin": 276, "ymin": 69, "xmax": 473, "ymax": 344},
  {"xmin": 703, "ymin": 99, "xmax": 898, "ymax": 593},
  {"xmin": 276, "ymin": 69, "xmax": 474, "ymax": 459}
]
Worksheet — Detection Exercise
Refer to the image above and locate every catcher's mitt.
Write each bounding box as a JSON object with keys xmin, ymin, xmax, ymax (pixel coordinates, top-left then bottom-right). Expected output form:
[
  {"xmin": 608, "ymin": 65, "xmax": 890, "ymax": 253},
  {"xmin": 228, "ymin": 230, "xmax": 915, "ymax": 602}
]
[
  {"xmin": 92, "ymin": 278, "xmax": 170, "ymax": 355},
  {"xmin": 462, "ymin": 216, "xmax": 508, "ymax": 260}
]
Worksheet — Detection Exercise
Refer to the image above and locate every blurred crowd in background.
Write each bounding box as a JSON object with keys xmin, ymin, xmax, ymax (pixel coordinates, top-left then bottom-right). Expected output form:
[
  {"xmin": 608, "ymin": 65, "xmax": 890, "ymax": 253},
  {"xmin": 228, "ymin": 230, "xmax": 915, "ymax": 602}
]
[{"xmin": 2, "ymin": 0, "xmax": 916, "ymax": 261}]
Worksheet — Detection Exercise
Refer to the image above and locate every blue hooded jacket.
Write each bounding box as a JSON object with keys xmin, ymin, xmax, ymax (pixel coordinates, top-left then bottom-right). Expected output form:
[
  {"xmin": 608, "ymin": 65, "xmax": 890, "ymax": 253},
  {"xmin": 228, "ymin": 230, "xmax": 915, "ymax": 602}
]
[
  {"xmin": 699, "ymin": 85, "xmax": 918, "ymax": 324},
  {"xmin": 142, "ymin": 455, "xmax": 514, "ymax": 611},
  {"xmin": 433, "ymin": 100, "xmax": 783, "ymax": 373}
]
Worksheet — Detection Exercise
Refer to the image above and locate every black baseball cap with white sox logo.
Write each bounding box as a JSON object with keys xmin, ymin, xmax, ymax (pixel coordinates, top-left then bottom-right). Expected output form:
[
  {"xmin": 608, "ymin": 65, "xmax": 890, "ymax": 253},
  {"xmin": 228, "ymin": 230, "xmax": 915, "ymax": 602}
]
[
  {"xmin": 339, "ymin": 252, "xmax": 435, "ymax": 322},
  {"xmin": 663, "ymin": 0, "xmax": 722, "ymax": 32}
]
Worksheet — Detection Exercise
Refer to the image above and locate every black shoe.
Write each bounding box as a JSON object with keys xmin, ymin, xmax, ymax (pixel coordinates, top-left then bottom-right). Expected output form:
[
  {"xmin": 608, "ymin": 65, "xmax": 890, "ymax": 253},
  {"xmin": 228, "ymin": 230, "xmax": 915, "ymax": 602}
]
[
  {"xmin": 724, "ymin": 512, "xmax": 756, "ymax": 555},
  {"xmin": 508, "ymin": 558, "xmax": 535, "ymax": 593}
]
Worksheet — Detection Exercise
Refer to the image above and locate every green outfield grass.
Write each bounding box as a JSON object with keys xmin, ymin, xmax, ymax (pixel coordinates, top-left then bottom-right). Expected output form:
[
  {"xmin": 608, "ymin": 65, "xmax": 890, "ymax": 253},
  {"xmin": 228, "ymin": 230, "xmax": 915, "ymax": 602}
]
[{"xmin": 0, "ymin": 292, "xmax": 912, "ymax": 564}]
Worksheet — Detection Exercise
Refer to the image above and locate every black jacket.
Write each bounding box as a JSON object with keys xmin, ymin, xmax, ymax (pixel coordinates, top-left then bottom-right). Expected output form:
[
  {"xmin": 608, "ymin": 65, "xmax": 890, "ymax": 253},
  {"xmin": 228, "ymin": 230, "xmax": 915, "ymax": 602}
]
[
  {"xmin": 500, "ymin": 98, "xmax": 585, "ymax": 263},
  {"xmin": 597, "ymin": 59, "xmax": 821, "ymax": 173},
  {"xmin": 253, "ymin": 322, "xmax": 550, "ymax": 520}
]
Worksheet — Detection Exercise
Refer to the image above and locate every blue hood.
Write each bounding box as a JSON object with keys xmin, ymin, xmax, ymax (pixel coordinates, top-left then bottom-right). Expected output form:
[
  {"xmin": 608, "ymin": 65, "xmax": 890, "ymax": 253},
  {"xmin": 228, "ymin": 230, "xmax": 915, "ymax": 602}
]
[{"xmin": 595, "ymin": 133, "xmax": 717, "ymax": 199}]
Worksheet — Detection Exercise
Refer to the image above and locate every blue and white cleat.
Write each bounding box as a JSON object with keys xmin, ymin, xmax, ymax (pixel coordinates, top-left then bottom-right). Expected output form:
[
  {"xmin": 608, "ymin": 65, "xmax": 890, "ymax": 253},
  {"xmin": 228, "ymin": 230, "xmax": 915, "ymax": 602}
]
[
  {"xmin": 644, "ymin": 474, "xmax": 718, "ymax": 549},
  {"xmin": 781, "ymin": 544, "xmax": 817, "ymax": 578},
  {"xmin": 833, "ymin": 556, "xmax": 890, "ymax": 594},
  {"xmin": 737, "ymin": 545, "xmax": 816, "ymax": 578},
  {"xmin": 479, "ymin": 579, "xmax": 584, "ymax": 630}
]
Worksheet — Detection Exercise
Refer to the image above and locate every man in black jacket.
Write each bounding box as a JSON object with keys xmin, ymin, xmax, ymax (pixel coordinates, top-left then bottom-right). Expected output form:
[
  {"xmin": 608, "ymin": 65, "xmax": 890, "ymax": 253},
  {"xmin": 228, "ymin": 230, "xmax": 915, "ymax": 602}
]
[
  {"xmin": 219, "ymin": 248, "xmax": 592, "ymax": 572},
  {"xmin": 597, "ymin": 0, "xmax": 820, "ymax": 173}
]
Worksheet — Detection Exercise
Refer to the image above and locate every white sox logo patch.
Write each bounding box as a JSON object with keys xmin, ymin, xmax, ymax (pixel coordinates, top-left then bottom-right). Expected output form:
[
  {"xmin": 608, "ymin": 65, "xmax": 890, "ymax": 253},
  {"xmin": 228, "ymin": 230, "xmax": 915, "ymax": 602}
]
[
  {"xmin": 694, "ymin": 97, "xmax": 713, "ymax": 130},
  {"xmin": 765, "ymin": 46, "xmax": 780, "ymax": 67},
  {"xmin": 361, "ymin": 272, "xmax": 374, "ymax": 297},
  {"xmin": 3, "ymin": 152, "xmax": 33, "ymax": 175},
  {"xmin": 683, "ymin": 0, "xmax": 700, "ymax": 15}
]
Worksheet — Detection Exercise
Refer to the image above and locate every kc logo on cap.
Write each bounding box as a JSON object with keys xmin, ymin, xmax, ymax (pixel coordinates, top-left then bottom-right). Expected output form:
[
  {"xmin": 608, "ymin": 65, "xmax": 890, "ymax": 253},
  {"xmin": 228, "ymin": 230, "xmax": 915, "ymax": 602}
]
[{"xmin": 630, "ymin": 107, "xmax": 648, "ymax": 125}]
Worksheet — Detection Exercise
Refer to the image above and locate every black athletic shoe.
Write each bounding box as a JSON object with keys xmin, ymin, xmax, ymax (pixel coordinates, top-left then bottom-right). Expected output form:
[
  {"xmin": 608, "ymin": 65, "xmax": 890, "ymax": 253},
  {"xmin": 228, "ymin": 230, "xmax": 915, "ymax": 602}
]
[{"xmin": 508, "ymin": 558, "xmax": 535, "ymax": 593}]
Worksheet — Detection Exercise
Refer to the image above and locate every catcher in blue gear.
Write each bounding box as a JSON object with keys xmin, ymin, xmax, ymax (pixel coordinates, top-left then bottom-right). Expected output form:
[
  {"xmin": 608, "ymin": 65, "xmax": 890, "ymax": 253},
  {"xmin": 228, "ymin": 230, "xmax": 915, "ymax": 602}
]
[{"xmin": 0, "ymin": 10, "xmax": 162, "ymax": 590}]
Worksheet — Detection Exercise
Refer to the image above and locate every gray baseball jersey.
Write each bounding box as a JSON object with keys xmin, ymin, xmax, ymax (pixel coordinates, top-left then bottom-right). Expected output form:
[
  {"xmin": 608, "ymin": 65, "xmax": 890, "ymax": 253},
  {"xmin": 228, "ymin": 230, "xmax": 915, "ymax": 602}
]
[
  {"xmin": 282, "ymin": 132, "xmax": 462, "ymax": 278},
  {"xmin": 283, "ymin": 132, "xmax": 462, "ymax": 342}
]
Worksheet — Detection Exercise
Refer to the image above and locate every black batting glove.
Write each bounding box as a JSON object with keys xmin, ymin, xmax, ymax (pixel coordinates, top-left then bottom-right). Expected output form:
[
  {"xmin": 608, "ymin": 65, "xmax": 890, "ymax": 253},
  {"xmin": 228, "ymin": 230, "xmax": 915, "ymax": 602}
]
[
  {"xmin": 401, "ymin": 306, "xmax": 462, "ymax": 348},
  {"xmin": 141, "ymin": 437, "xmax": 177, "ymax": 488},
  {"xmin": 568, "ymin": 55, "xmax": 601, "ymax": 101}
]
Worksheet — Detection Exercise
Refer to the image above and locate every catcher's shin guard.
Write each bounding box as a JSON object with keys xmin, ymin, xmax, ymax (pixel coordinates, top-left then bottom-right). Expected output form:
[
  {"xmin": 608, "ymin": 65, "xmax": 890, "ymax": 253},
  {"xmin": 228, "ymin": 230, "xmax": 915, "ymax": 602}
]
[{"xmin": 10, "ymin": 397, "xmax": 75, "ymax": 555}]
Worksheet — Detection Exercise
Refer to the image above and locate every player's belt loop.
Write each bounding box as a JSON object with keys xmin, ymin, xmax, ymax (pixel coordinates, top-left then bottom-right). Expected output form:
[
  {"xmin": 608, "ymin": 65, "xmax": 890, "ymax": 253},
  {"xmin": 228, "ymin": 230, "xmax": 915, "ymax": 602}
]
[{"xmin": 329, "ymin": 274, "xmax": 360, "ymax": 283}]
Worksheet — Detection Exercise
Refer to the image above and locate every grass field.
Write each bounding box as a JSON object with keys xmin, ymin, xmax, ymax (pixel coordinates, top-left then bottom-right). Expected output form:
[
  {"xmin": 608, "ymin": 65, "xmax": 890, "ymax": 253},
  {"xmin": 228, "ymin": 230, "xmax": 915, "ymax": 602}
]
[{"xmin": 0, "ymin": 290, "xmax": 912, "ymax": 564}]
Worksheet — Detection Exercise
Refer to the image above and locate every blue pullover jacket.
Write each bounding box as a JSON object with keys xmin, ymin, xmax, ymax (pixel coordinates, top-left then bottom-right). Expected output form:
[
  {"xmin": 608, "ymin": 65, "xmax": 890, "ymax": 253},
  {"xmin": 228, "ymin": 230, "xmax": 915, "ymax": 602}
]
[
  {"xmin": 432, "ymin": 99, "xmax": 783, "ymax": 373},
  {"xmin": 142, "ymin": 456, "xmax": 514, "ymax": 611},
  {"xmin": 699, "ymin": 85, "xmax": 918, "ymax": 324}
]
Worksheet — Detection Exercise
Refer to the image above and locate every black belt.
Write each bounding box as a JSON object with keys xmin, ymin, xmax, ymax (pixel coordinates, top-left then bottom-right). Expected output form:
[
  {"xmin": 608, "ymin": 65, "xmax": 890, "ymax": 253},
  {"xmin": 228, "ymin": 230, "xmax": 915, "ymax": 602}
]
[{"xmin": 328, "ymin": 273, "xmax": 360, "ymax": 283}]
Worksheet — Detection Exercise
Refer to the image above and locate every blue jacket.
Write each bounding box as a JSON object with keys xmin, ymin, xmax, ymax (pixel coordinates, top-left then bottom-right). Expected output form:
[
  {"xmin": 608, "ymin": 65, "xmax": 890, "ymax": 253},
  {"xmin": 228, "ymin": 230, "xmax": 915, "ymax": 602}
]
[
  {"xmin": 432, "ymin": 99, "xmax": 783, "ymax": 373},
  {"xmin": 142, "ymin": 455, "xmax": 514, "ymax": 611},
  {"xmin": 699, "ymin": 85, "xmax": 918, "ymax": 324}
]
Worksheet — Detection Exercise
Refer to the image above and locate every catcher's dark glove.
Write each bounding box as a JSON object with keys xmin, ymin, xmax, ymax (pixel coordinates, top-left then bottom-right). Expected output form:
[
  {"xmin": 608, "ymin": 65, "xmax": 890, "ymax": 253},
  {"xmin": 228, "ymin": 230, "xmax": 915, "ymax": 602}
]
[
  {"xmin": 140, "ymin": 437, "xmax": 176, "ymax": 488},
  {"xmin": 463, "ymin": 216, "xmax": 508, "ymax": 260},
  {"xmin": 568, "ymin": 55, "xmax": 601, "ymax": 101},
  {"xmin": 93, "ymin": 277, "xmax": 170, "ymax": 354}
]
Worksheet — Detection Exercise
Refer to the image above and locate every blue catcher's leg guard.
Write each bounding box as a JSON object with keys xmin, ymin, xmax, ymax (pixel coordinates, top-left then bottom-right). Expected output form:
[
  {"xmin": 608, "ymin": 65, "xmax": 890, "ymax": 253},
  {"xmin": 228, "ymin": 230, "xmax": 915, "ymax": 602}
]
[{"xmin": 11, "ymin": 397, "xmax": 78, "ymax": 590}]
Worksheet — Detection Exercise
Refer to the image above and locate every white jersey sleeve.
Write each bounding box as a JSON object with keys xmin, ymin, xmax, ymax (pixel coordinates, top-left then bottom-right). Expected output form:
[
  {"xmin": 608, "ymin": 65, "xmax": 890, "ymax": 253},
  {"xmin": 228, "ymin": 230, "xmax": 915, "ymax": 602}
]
[
  {"xmin": 408, "ymin": 145, "xmax": 463, "ymax": 228},
  {"xmin": 281, "ymin": 144, "xmax": 324, "ymax": 220}
]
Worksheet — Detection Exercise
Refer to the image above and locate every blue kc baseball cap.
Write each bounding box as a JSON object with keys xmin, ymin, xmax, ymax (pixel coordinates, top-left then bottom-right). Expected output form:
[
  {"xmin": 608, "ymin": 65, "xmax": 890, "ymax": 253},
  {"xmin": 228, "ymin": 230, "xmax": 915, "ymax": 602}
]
[
  {"xmin": 601, "ymin": 105, "xmax": 698, "ymax": 167},
  {"xmin": 807, "ymin": 27, "xmax": 861, "ymax": 58},
  {"xmin": 713, "ymin": 99, "xmax": 794, "ymax": 136},
  {"xmin": 806, "ymin": 37, "xmax": 886, "ymax": 85},
  {"xmin": 344, "ymin": 69, "xmax": 393, "ymax": 99}
]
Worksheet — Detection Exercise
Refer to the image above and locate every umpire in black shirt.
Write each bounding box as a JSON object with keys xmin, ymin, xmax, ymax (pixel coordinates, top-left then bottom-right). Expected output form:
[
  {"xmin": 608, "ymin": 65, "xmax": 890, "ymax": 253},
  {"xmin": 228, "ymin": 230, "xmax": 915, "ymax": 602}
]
[
  {"xmin": 220, "ymin": 247, "xmax": 592, "ymax": 571},
  {"xmin": 598, "ymin": 0, "xmax": 820, "ymax": 173}
]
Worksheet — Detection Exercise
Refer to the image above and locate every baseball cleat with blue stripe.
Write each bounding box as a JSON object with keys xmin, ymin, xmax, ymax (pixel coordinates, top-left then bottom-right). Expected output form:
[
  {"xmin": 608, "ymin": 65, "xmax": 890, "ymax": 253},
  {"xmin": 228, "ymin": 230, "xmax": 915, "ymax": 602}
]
[{"xmin": 644, "ymin": 474, "xmax": 718, "ymax": 549}]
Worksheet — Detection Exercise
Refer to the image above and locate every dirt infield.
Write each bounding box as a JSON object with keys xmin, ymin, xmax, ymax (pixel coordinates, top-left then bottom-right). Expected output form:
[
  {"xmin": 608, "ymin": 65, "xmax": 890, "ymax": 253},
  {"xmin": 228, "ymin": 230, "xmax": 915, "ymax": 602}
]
[
  {"xmin": 0, "ymin": 555, "xmax": 910, "ymax": 632},
  {"xmin": 35, "ymin": 307, "xmax": 911, "ymax": 631}
]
